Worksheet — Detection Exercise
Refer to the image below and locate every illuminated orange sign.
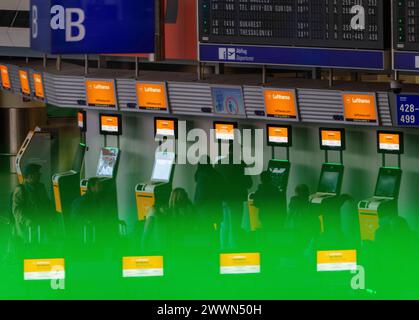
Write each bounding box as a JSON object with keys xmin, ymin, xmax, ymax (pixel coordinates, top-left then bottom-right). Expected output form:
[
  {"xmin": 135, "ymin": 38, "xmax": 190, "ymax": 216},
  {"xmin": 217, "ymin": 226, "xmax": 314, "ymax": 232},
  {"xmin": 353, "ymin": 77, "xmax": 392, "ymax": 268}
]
[
  {"xmin": 264, "ymin": 89, "xmax": 297, "ymax": 119},
  {"xmin": 343, "ymin": 93, "xmax": 377, "ymax": 123},
  {"xmin": 100, "ymin": 115, "xmax": 119, "ymax": 133},
  {"xmin": 156, "ymin": 119, "xmax": 175, "ymax": 137},
  {"xmin": 19, "ymin": 70, "xmax": 31, "ymax": 96},
  {"xmin": 215, "ymin": 123, "xmax": 235, "ymax": 141},
  {"xmin": 86, "ymin": 80, "xmax": 116, "ymax": 108},
  {"xmin": 268, "ymin": 126, "xmax": 289, "ymax": 144},
  {"xmin": 33, "ymin": 73, "xmax": 44, "ymax": 99},
  {"xmin": 77, "ymin": 112, "xmax": 85, "ymax": 129},
  {"xmin": 0, "ymin": 65, "xmax": 11, "ymax": 89},
  {"xmin": 321, "ymin": 130, "xmax": 342, "ymax": 148},
  {"xmin": 379, "ymin": 133, "xmax": 400, "ymax": 151},
  {"xmin": 317, "ymin": 250, "xmax": 357, "ymax": 272},
  {"xmin": 136, "ymin": 82, "xmax": 168, "ymax": 110}
]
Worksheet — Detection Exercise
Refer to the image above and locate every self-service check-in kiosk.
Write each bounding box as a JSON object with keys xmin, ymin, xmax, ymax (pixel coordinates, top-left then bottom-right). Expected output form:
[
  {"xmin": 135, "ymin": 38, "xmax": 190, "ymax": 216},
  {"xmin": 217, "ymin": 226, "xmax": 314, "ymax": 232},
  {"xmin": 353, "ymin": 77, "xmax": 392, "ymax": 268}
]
[
  {"xmin": 79, "ymin": 113, "xmax": 121, "ymax": 218},
  {"xmin": 358, "ymin": 131, "xmax": 403, "ymax": 241},
  {"xmin": 135, "ymin": 118, "xmax": 177, "ymax": 221},
  {"xmin": 310, "ymin": 128, "xmax": 346, "ymax": 233},
  {"xmin": 52, "ymin": 110, "xmax": 87, "ymax": 215},
  {"xmin": 248, "ymin": 125, "xmax": 292, "ymax": 231}
]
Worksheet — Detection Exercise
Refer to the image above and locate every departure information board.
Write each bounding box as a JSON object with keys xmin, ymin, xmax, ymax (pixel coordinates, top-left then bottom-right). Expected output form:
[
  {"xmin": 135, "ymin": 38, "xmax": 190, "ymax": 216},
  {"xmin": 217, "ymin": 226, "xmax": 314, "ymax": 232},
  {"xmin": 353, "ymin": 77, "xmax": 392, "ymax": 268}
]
[
  {"xmin": 199, "ymin": 0, "xmax": 388, "ymax": 50},
  {"xmin": 394, "ymin": 0, "xmax": 419, "ymax": 51}
]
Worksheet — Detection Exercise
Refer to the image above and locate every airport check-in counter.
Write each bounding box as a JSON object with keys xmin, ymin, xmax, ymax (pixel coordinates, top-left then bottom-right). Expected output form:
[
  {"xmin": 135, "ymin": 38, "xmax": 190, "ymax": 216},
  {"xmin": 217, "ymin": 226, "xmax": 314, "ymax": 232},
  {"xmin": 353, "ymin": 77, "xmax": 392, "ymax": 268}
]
[
  {"xmin": 358, "ymin": 131, "xmax": 404, "ymax": 241},
  {"xmin": 52, "ymin": 143, "xmax": 86, "ymax": 214},
  {"xmin": 135, "ymin": 151, "xmax": 175, "ymax": 221},
  {"xmin": 310, "ymin": 129, "xmax": 346, "ymax": 233}
]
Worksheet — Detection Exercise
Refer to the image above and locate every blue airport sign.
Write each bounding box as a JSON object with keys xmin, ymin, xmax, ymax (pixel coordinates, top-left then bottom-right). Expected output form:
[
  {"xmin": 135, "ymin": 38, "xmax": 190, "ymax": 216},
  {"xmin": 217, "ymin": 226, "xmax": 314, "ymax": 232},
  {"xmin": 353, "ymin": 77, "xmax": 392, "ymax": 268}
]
[
  {"xmin": 199, "ymin": 44, "xmax": 386, "ymax": 70},
  {"xmin": 30, "ymin": 0, "xmax": 155, "ymax": 54},
  {"xmin": 393, "ymin": 52, "xmax": 419, "ymax": 72},
  {"xmin": 396, "ymin": 94, "xmax": 419, "ymax": 127}
]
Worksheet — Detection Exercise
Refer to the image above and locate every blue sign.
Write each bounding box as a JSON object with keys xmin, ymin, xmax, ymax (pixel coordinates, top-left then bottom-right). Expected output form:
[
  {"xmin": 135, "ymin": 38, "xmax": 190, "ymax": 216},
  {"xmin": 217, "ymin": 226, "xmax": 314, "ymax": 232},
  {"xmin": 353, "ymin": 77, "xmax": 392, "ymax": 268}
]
[
  {"xmin": 397, "ymin": 94, "xmax": 419, "ymax": 127},
  {"xmin": 200, "ymin": 44, "xmax": 386, "ymax": 70},
  {"xmin": 393, "ymin": 52, "xmax": 419, "ymax": 72},
  {"xmin": 30, "ymin": 0, "xmax": 155, "ymax": 54},
  {"xmin": 211, "ymin": 87, "xmax": 246, "ymax": 117}
]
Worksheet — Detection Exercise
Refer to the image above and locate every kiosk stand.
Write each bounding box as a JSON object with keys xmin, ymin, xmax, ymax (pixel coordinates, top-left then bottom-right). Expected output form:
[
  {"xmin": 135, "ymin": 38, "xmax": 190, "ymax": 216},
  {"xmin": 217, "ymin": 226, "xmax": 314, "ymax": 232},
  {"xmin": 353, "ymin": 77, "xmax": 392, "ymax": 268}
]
[
  {"xmin": 135, "ymin": 118, "xmax": 177, "ymax": 221},
  {"xmin": 79, "ymin": 113, "xmax": 121, "ymax": 225},
  {"xmin": 248, "ymin": 125, "xmax": 292, "ymax": 231},
  {"xmin": 358, "ymin": 131, "xmax": 404, "ymax": 241},
  {"xmin": 310, "ymin": 128, "xmax": 346, "ymax": 234},
  {"xmin": 52, "ymin": 110, "xmax": 87, "ymax": 216}
]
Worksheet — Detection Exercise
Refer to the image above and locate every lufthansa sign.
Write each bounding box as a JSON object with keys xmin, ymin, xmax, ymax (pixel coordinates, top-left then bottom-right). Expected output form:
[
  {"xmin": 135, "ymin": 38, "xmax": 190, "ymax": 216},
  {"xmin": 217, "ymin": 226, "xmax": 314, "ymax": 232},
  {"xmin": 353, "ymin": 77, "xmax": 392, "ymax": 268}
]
[{"xmin": 30, "ymin": 0, "xmax": 155, "ymax": 54}]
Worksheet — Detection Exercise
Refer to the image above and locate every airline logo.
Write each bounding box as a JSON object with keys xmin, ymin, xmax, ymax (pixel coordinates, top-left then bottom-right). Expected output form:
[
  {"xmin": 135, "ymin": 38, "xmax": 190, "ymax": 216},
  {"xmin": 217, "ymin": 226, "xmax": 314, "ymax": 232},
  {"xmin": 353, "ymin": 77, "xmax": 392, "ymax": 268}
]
[
  {"xmin": 321, "ymin": 130, "xmax": 342, "ymax": 147},
  {"xmin": 220, "ymin": 253, "xmax": 261, "ymax": 275},
  {"xmin": 264, "ymin": 90, "xmax": 297, "ymax": 119},
  {"xmin": 136, "ymin": 82, "xmax": 168, "ymax": 110},
  {"xmin": 86, "ymin": 80, "xmax": 116, "ymax": 108},
  {"xmin": 379, "ymin": 133, "xmax": 400, "ymax": 151},
  {"xmin": 268, "ymin": 126, "xmax": 288, "ymax": 144},
  {"xmin": 123, "ymin": 256, "xmax": 164, "ymax": 278},
  {"xmin": 215, "ymin": 124, "xmax": 235, "ymax": 141},
  {"xmin": 24, "ymin": 258, "xmax": 65, "ymax": 280},
  {"xmin": 19, "ymin": 70, "xmax": 31, "ymax": 96},
  {"xmin": 343, "ymin": 93, "xmax": 377, "ymax": 123},
  {"xmin": 156, "ymin": 120, "xmax": 175, "ymax": 137},
  {"xmin": 33, "ymin": 73, "xmax": 45, "ymax": 99},
  {"xmin": 317, "ymin": 250, "xmax": 357, "ymax": 272},
  {"xmin": 0, "ymin": 65, "xmax": 11, "ymax": 89},
  {"xmin": 101, "ymin": 116, "xmax": 119, "ymax": 133}
]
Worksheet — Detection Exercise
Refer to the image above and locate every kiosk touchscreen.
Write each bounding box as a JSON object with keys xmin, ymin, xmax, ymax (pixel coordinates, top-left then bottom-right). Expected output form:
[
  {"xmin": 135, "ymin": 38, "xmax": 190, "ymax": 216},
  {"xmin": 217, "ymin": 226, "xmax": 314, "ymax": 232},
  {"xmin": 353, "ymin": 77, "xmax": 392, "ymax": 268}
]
[
  {"xmin": 310, "ymin": 128, "xmax": 346, "ymax": 233},
  {"xmin": 52, "ymin": 111, "xmax": 86, "ymax": 215},
  {"xmin": 79, "ymin": 114, "xmax": 121, "ymax": 226},
  {"xmin": 358, "ymin": 131, "xmax": 404, "ymax": 241},
  {"xmin": 135, "ymin": 118, "xmax": 177, "ymax": 221},
  {"xmin": 248, "ymin": 125, "xmax": 292, "ymax": 232}
]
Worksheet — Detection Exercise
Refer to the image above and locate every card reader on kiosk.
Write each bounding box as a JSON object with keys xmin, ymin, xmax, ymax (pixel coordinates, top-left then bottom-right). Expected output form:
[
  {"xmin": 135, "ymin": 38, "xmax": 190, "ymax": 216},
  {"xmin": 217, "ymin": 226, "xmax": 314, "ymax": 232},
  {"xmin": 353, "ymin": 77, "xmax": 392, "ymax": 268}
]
[
  {"xmin": 52, "ymin": 110, "xmax": 87, "ymax": 215},
  {"xmin": 310, "ymin": 128, "xmax": 346, "ymax": 233},
  {"xmin": 248, "ymin": 125, "xmax": 292, "ymax": 231},
  {"xmin": 135, "ymin": 118, "xmax": 177, "ymax": 221},
  {"xmin": 358, "ymin": 131, "xmax": 404, "ymax": 241},
  {"xmin": 79, "ymin": 113, "xmax": 121, "ymax": 219}
]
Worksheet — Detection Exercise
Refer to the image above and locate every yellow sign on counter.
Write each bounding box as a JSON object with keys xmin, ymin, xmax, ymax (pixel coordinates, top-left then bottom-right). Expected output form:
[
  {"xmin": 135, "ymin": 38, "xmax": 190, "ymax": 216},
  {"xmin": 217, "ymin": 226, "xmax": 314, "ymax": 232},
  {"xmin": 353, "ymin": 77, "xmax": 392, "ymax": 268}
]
[
  {"xmin": 24, "ymin": 258, "xmax": 65, "ymax": 280},
  {"xmin": 123, "ymin": 256, "xmax": 164, "ymax": 278},
  {"xmin": 317, "ymin": 250, "xmax": 357, "ymax": 272},
  {"xmin": 220, "ymin": 253, "xmax": 261, "ymax": 275}
]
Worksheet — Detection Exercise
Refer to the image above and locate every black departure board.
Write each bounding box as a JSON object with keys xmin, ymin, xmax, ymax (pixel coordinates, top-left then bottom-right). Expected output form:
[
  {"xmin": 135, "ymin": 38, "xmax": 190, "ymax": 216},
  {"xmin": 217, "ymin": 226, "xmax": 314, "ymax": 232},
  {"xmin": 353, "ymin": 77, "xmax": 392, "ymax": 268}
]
[
  {"xmin": 394, "ymin": 0, "xmax": 419, "ymax": 51},
  {"xmin": 199, "ymin": 0, "xmax": 389, "ymax": 50}
]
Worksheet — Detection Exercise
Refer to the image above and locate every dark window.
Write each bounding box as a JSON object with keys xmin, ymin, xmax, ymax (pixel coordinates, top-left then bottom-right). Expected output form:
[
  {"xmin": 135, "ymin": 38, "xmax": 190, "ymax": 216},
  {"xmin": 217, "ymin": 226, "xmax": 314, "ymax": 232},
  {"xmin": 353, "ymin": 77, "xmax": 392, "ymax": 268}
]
[{"xmin": 0, "ymin": 10, "xmax": 29, "ymax": 28}]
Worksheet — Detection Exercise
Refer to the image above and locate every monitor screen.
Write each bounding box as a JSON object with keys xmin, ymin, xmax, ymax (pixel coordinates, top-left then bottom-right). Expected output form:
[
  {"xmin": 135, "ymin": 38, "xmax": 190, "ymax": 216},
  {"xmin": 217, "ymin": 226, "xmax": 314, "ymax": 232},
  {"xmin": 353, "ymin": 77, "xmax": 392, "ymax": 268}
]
[
  {"xmin": 378, "ymin": 132, "xmax": 403, "ymax": 154},
  {"xmin": 100, "ymin": 114, "xmax": 121, "ymax": 135},
  {"xmin": 155, "ymin": 118, "xmax": 177, "ymax": 138},
  {"xmin": 151, "ymin": 152, "xmax": 175, "ymax": 182},
  {"xmin": 318, "ymin": 171, "xmax": 340, "ymax": 194},
  {"xmin": 267, "ymin": 125, "xmax": 291, "ymax": 147},
  {"xmin": 78, "ymin": 111, "xmax": 86, "ymax": 131},
  {"xmin": 214, "ymin": 122, "xmax": 236, "ymax": 141},
  {"xmin": 96, "ymin": 147, "xmax": 119, "ymax": 178},
  {"xmin": 320, "ymin": 129, "xmax": 344, "ymax": 150},
  {"xmin": 375, "ymin": 174, "xmax": 398, "ymax": 198}
]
